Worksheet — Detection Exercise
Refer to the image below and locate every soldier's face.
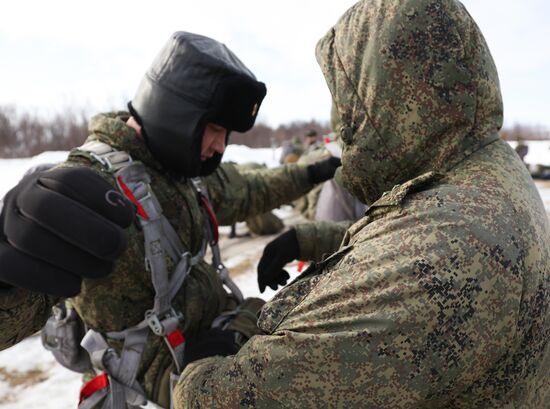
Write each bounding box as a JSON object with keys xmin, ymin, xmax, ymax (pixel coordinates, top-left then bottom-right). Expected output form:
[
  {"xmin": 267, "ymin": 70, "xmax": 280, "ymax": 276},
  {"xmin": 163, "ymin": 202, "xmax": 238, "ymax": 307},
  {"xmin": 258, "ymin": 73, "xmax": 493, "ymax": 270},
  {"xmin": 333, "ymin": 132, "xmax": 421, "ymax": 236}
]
[{"xmin": 201, "ymin": 123, "xmax": 227, "ymax": 161}]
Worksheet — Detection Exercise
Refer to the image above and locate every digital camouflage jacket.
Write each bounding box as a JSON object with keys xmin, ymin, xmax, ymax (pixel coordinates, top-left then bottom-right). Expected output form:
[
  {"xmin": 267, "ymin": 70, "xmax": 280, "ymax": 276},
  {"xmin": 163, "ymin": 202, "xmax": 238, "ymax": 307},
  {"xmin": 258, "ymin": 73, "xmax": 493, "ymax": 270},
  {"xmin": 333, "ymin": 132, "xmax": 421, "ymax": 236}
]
[
  {"xmin": 0, "ymin": 112, "xmax": 315, "ymax": 405},
  {"xmin": 175, "ymin": 0, "xmax": 549, "ymax": 407}
]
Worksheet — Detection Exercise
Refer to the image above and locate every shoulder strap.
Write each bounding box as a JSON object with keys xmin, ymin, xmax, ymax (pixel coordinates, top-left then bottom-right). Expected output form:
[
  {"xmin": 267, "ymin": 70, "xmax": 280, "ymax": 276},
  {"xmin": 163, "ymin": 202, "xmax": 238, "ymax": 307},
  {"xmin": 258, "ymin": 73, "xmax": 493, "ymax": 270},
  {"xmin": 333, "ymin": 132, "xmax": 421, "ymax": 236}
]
[{"xmin": 76, "ymin": 140, "xmax": 133, "ymax": 172}]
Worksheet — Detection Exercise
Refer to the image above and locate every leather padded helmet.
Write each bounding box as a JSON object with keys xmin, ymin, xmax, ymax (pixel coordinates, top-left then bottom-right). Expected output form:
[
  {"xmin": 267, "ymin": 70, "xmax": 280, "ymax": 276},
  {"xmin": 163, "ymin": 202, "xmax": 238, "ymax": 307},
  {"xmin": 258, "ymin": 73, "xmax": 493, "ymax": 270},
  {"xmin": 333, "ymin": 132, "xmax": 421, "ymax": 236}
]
[{"xmin": 129, "ymin": 31, "xmax": 267, "ymax": 177}]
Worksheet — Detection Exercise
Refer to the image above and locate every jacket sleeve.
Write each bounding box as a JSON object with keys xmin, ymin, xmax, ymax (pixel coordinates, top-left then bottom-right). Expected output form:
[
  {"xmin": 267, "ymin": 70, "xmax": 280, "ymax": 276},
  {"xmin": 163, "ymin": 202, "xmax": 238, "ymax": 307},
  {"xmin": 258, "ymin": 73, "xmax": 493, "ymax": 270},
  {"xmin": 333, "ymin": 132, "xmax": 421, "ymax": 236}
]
[
  {"xmin": 0, "ymin": 286, "xmax": 59, "ymax": 351},
  {"xmin": 204, "ymin": 162, "xmax": 314, "ymax": 225},
  {"xmin": 294, "ymin": 221, "xmax": 351, "ymax": 262},
  {"xmin": 172, "ymin": 201, "xmax": 525, "ymax": 408}
]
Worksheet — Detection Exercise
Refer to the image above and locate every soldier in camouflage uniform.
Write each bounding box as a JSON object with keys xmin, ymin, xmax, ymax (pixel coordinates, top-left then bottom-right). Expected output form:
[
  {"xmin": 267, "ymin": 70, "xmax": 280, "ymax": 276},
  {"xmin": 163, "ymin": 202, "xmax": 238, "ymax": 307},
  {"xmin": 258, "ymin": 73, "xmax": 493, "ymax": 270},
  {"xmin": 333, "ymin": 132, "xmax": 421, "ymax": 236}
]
[
  {"xmin": 0, "ymin": 32, "xmax": 340, "ymax": 408},
  {"xmin": 303, "ymin": 129, "xmax": 321, "ymax": 155},
  {"xmin": 173, "ymin": 1, "xmax": 550, "ymax": 407}
]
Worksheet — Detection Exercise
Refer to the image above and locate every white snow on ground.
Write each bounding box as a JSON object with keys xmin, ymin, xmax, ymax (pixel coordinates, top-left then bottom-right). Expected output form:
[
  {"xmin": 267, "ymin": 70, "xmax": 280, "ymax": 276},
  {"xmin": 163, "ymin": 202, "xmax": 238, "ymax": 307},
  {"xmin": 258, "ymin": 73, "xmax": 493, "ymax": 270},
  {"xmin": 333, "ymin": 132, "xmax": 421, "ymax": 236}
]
[
  {"xmin": 508, "ymin": 140, "xmax": 550, "ymax": 167},
  {"xmin": 1, "ymin": 142, "xmax": 550, "ymax": 408}
]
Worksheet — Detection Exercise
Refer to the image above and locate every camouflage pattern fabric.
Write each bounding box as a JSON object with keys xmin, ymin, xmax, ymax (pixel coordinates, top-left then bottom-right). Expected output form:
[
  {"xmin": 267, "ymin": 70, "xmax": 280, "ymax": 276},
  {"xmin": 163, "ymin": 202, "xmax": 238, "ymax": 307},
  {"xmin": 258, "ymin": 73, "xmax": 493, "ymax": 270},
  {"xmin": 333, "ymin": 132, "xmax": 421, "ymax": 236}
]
[
  {"xmin": 294, "ymin": 147, "xmax": 332, "ymax": 220},
  {"xmin": 0, "ymin": 287, "xmax": 60, "ymax": 351},
  {"xmin": 174, "ymin": 1, "xmax": 549, "ymax": 407},
  {"xmin": 0, "ymin": 112, "xmax": 315, "ymax": 405},
  {"xmin": 236, "ymin": 163, "xmax": 285, "ymax": 236},
  {"xmin": 245, "ymin": 213, "xmax": 284, "ymax": 236},
  {"xmin": 294, "ymin": 220, "xmax": 351, "ymax": 262}
]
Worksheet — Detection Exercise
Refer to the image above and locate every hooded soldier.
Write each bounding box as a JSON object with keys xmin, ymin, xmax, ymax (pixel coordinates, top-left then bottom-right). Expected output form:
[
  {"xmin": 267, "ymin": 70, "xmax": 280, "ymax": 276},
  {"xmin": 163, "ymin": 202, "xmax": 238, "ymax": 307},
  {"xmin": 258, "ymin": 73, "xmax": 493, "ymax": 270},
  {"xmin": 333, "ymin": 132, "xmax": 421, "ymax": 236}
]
[
  {"xmin": 174, "ymin": 1, "xmax": 550, "ymax": 408},
  {"xmin": 0, "ymin": 32, "xmax": 340, "ymax": 408}
]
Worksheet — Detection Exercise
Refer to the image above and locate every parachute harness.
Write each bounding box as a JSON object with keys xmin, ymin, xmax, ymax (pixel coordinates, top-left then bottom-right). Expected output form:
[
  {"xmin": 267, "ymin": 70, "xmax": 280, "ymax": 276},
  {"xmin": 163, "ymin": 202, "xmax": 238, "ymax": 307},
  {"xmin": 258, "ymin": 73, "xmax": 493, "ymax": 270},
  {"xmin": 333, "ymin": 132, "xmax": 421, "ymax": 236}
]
[{"xmin": 59, "ymin": 140, "xmax": 242, "ymax": 409}]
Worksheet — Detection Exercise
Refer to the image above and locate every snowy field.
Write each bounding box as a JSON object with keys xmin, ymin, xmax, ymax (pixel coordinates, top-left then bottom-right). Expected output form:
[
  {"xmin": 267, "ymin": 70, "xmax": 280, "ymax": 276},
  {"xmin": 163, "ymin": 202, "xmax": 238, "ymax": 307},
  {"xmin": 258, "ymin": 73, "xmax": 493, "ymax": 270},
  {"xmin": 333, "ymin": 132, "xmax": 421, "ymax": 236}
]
[
  {"xmin": 1, "ymin": 142, "xmax": 550, "ymax": 408},
  {"xmin": 507, "ymin": 140, "xmax": 550, "ymax": 168}
]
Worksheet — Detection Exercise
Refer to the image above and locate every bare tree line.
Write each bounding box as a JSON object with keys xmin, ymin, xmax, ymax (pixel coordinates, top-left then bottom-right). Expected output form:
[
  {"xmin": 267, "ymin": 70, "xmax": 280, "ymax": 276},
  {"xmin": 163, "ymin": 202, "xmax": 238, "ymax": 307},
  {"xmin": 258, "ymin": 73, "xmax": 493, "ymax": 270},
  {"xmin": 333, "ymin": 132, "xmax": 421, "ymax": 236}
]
[
  {"xmin": 0, "ymin": 106, "xmax": 88, "ymax": 158},
  {"xmin": 499, "ymin": 124, "xmax": 550, "ymax": 142},
  {"xmin": 0, "ymin": 105, "xmax": 547, "ymax": 158}
]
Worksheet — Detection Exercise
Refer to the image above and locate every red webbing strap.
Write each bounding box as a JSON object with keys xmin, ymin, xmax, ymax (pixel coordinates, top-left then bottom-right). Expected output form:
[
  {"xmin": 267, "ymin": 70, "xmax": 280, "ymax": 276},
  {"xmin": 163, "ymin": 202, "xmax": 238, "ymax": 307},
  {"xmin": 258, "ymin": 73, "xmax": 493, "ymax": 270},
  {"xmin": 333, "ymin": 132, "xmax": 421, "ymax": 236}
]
[
  {"xmin": 166, "ymin": 329, "xmax": 186, "ymax": 348},
  {"xmin": 164, "ymin": 329, "xmax": 186, "ymax": 373},
  {"xmin": 116, "ymin": 175, "xmax": 149, "ymax": 220},
  {"xmin": 199, "ymin": 195, "xmax": 219, "ymax": 245},
  {"xmin": 79, "ymin": 372, "xmax": 109, "ymax": 404}
]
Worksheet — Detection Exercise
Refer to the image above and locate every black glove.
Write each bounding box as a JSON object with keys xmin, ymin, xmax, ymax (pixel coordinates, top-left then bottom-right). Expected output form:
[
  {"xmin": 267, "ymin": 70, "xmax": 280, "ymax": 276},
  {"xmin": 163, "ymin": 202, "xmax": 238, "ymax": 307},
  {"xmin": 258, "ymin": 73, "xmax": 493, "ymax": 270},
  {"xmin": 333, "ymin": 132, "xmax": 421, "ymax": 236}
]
[
  {"xmin": 257, "ymin": 228, "xmax": 299, "ymax": 293},
  {"xmin": 0, "ymin": 167, "xmax": 135, "ymax": 297},
  {"xmin": 306, "ymin": 156, "xmax": 341, "ymax": 184},
  {"xmin": 183, "ymin": 328, "xmax": 240, "ymax": 367}
]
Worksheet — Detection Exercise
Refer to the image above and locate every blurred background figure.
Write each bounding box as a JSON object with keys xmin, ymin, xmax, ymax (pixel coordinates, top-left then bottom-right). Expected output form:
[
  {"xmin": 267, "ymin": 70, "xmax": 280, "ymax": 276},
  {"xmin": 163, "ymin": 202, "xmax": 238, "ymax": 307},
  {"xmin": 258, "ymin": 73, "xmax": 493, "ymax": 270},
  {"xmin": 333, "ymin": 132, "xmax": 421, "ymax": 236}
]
[
  {"xmin": 514, "ymin": 139, "xmax": 529, "ymax": 164},
  {"xmin": 279, "ymin": 136, "xmax": 304, "ymax": 164}
]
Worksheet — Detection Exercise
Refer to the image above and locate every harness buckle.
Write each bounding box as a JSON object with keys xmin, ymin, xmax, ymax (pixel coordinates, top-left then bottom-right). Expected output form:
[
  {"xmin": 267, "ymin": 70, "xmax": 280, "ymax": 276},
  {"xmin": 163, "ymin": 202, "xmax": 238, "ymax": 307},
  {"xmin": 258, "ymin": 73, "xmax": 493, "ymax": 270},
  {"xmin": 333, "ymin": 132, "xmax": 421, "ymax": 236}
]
[
  {"xmin": 145, "ymin": 308, "xmax": 183, "ymax": 336},
  {"xmin": 145, "ymin": 311, "xmax": 163, "ymax": 336},
  {"xmin": 217, "ymin": 264, "xmax": 229, "ymax": 280}
]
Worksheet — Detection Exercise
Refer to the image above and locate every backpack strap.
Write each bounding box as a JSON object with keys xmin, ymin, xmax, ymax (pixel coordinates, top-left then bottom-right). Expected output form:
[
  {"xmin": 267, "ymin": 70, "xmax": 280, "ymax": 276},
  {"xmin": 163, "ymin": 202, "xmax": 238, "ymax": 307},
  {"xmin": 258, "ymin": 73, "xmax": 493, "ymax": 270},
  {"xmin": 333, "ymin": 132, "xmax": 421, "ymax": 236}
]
[{"xmin": 74, "ymin": 140, "xmax": 133, "ymax": 172}]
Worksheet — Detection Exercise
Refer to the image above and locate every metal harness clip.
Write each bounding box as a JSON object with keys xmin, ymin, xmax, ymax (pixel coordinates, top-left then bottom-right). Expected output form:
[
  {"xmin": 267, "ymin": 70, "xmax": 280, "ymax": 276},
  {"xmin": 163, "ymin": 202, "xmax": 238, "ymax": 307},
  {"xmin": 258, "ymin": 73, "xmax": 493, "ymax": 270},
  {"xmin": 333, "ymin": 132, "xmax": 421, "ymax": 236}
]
[{"xmin": 145, "ymin": 309, "xmax": 183, "ymax": 336}]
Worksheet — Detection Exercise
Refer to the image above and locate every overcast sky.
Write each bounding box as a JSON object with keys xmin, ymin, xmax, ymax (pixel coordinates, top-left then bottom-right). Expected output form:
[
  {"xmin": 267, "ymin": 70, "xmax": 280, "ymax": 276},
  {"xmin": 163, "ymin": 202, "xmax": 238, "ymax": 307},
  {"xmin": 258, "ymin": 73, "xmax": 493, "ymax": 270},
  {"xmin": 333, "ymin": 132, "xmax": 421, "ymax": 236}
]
[{"xmin": 1, "ymin": 0, "xmax": 549, "ymax": 129}]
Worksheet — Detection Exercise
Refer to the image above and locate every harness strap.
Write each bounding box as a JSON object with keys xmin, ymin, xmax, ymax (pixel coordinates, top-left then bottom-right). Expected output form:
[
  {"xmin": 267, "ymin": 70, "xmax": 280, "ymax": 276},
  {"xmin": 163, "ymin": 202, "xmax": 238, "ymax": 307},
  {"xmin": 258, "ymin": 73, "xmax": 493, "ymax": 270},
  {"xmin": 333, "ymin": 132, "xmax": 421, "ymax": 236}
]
[
  {"xmin": 113, "ymin": 162, "xmax": 191, "ymax": 377},
  {"xmin": 79, "ymin": 373, "xmax": 109, "ymax": 406},
  {"xmin": 81, "ymin": 329, "xmax": 161, "ymax": 409},
  {"xmin": 77, "ymin": 140, "xmax": 133, "ymax": 172},
  {"xmin": 74, "ymin": 141, "xmax": 243, "ymax": 408},
  {"xmin": 77, "ymin": 142, "xmax": 192, "ymax": 407},
  {"xmin": 117, "ymin": 176, "xmax": 149, "ymax": 220},
  {"xmin": 191, "ymin": 178, "xmax": 244, "ymax": 302}
]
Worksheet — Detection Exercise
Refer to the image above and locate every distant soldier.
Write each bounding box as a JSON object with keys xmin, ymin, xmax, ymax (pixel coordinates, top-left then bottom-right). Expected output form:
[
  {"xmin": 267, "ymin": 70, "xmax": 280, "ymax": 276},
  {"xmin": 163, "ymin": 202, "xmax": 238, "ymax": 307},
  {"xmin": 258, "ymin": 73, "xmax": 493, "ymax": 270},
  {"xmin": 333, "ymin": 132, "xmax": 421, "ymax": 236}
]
[
  {"xmin": 303, "ymin": 129, "xmax": 321, "ymax": 154},
  {"xmin": 514, "ymin": 140, "xmax": 529, "ymax": 163}
]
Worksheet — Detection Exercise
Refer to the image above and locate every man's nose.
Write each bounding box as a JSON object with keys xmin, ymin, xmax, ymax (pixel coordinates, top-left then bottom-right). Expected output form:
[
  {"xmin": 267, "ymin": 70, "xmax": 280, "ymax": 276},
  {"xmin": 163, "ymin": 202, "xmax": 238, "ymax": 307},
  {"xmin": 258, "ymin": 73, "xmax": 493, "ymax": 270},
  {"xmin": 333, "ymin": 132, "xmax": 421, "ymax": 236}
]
[{"xmin": 213, "ymin": 135, "xmax": 226, "ymax": 154}]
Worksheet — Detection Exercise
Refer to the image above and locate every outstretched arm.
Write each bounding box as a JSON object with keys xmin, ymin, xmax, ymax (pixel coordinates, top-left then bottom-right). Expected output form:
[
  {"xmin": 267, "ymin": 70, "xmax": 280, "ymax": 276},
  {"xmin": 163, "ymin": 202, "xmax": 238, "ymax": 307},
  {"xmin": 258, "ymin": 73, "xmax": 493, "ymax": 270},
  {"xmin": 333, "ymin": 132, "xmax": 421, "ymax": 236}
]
[
  {"xmin": 205, "ymin": 159, "xmax": 340, "ymax": 225},
  {"xmin": 295, "ymin": 220, "xmax": 351, "ymax": 261}
]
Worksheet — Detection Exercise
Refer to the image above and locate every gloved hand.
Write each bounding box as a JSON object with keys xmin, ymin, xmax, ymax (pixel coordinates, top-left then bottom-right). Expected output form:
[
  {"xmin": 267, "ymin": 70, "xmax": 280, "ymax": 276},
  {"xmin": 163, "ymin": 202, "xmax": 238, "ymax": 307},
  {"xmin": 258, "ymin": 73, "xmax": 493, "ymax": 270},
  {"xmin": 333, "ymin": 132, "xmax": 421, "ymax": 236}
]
[
  {"xmin": 0, "ymin": 167, "xmax": 135, "ymax": 297},
  {"xmin": 183, "ymin": 328, "xmax": 240, "ymax": 367},
  {"xmin": 257, "ymin": 228, "xmax": 299, "ymax": 293},
  {"xmin": 306, "ymin": 156, "xmax": 341, "ymax": 184}
]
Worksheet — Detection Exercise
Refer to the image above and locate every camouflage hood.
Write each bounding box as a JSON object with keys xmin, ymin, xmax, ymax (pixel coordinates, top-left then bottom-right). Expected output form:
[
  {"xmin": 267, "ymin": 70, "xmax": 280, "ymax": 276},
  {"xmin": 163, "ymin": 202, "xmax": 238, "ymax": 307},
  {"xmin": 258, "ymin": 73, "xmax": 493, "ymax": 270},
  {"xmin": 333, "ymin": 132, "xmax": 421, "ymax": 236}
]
[{"xmin": 316, "ymin": 0, "xmax": 503, "ymax": 205}]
